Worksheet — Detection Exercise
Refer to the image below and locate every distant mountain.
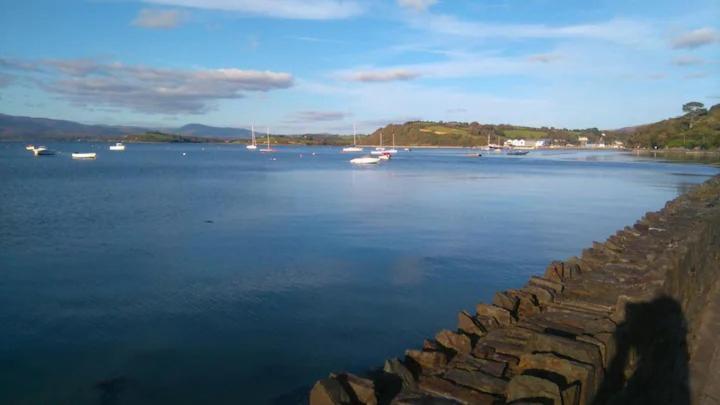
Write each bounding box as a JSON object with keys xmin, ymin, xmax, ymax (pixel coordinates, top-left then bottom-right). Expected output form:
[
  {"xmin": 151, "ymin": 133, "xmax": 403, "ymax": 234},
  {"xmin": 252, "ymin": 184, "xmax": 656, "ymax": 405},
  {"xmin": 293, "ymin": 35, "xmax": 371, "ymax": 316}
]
[
  {"xmin": 0, "ymin": 113, "xmax": 253, "ymax": 141},
  {"xmin": 0, "ymin": 113, "xmax": 146, "ymax": 141},
  {"xmin": 176, "ymin": 123, "xmax": 251, "ymax": 139}
]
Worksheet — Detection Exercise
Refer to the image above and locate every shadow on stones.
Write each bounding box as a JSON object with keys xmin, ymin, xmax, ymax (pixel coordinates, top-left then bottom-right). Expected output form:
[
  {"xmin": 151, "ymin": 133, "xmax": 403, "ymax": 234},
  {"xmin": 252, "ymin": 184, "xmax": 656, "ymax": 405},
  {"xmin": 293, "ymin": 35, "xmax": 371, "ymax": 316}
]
[{"xmin": 593, "ymin": 296, "xmax": 690, "ymax": 405}]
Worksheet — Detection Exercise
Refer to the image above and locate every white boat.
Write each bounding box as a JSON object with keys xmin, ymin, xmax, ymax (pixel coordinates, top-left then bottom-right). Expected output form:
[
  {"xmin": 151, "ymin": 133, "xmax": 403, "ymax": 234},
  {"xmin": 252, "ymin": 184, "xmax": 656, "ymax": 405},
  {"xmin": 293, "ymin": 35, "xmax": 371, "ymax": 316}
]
[
  {"xmin": 25, "ymin": 145, "xmax": 35, "ymax": 151},
  {"xmin": 33, "ymin": 146, "xmax": 55, "ymax": 156},
  {"xmin": 259, "ymin": 127, "xmax": 274, "ymax": 152},
  {"xmin": 109, "ymin": 142, "xmax": 125, "ymax": 151},
  {"xmin": 342, "ymin": 124, "xmax": 364, "ymax": 153},
  {"xmin": 377, "ymin": 153, "xmax": 391, "ymax": 160},
  {"xmin": 246, "ymin": 123, "xmax": 257, "ymax": 150},
  {"xmin": 72, "ymin": 152, "xmax": 97, "ymax": 159},
  {"xmin": 350, "ymin": 156, "xmax": 380, "ymax": 164}
]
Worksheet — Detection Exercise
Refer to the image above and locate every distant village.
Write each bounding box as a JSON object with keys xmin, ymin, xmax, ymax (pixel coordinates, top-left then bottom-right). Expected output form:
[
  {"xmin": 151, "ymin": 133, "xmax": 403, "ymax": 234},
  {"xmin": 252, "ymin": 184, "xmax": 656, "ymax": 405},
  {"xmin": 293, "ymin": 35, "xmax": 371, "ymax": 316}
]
[{"xmin": 502, "ymin": 134, "xmax": 625, "ymax": 149}]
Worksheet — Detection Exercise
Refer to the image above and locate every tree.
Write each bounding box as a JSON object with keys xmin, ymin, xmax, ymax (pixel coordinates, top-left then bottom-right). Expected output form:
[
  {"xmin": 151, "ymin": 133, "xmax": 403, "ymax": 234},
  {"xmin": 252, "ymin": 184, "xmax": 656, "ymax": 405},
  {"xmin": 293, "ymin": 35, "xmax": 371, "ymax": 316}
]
[{"xmin": 682, "ymin": 101, "xmax": 707, "ymax": 129}]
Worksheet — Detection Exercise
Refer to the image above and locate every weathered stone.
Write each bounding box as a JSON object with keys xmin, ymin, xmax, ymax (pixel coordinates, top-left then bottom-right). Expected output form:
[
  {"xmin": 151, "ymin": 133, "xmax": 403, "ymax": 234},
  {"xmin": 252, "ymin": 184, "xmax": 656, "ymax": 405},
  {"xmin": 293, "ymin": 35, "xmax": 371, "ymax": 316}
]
[
  {"xmin": 526, "ymin": 333, "xmax": 604, "ymax": 388},
  {"xmin": 383, "ymin": 358, "xmax": 416, "ymax": 389},
  {"xmin": 310, "ymin": 377, "xmax": 352, "ymax": 405},
  {"xmin": 442, "ymin": 368, "xmax": 508, "ymax": 395},
  {"xmin": 528, "ymin": 276, "xmax": 564, "ymax": 294},
  {"xmin": 544, "ymin": 260, "xmax": 582, "ymax": 282},
  {"xmin": 417, "ymin": 376, "xmax": 497, "ymax": 405},
  {"xmin": 448, "ymin": 354, "xmax": 507, "ymax": 378},
  {"xmin": 405, "ymin": 350, "xmax": 447, "ymax": 373},
  {"xmin": 506, "ymin": 289, "xmax": 542, "ymax": 318},
  {"xmin": 493, "ymin": 291, "xmax": 519, "ymax": 314},
  {"xmin": 474, "ymin": 314, "xmax": 501, "ymax": 331},
  {"xmin": 341, "ymin": 373, "xmax": 377, "ymax": 405},
  {"xmin": 457, "ymin": 310, "xmax": 485, "ymax": 336},
  {"xmin": 390, "ymin": 391, "xmax": 458, "ymax": 404},
  {"xmin": 506, "ymin": 374, "xmax": 562, "ymax": 404},
  {"xmin": 423, "ymin": 339, "xmax": 442, "ymax": 351},
  {"xmin": 475, "ymin": 303, "xmax": 514, "ymax": 325},
  {"xmin": 435, "ymin": 329, "xmax": 472, "ymax": 354},
  {"xmin": 518, "ymin": 353, "xmax": 595, "ymax": 405},
  {"xmin": 523, "ymin": 285, "xmax": 555, "ymax": 306}
]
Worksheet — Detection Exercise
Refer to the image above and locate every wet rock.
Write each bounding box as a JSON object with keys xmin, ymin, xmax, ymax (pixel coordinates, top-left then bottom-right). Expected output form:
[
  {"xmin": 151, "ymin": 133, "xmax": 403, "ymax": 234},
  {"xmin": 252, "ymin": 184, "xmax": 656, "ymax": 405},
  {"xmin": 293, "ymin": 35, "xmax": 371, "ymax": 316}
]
[
  {"xmin": 435, "ymin": 330, "xmax": 472, "ymax": 354},
  {"xmin": 310, "ymin": 376, "xmax": 352, "ymax": 405},
  {"xmin": 506, "ymin": 374, "xmax": 562, "ymax": 404}
]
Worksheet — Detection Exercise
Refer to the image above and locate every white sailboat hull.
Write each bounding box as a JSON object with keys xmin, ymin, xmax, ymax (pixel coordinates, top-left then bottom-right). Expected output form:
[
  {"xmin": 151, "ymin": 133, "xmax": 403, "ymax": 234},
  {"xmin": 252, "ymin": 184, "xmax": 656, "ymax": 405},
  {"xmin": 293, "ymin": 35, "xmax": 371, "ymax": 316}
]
[
  {"xmin": 109, "ymin": 143, "xmax": 125, "ymax": 151},
  {"xmin": 350, "ymin": 157, "xmax": 380, "ymax": 164},
  {"xmin": 72, "ymin": 152, "xmax": 96, "ymax": 159},
  {"xmin": 342, "ymin": 147, "xmax": 364, "ymax": 152},
  {"xmin": 246, "ymin": 145, "xmax": 257, "ymax": 150}
]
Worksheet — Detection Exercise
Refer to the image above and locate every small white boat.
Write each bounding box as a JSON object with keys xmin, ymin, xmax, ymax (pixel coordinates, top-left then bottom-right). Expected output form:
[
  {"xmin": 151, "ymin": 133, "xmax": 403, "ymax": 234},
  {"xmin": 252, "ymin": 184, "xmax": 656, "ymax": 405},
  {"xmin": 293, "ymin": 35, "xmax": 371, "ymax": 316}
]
[
  {"xmin": 109, "ymin": 142, "xmax": 125, "ymax": 151},
  {"xmin": 33, "ymin": 147, "xmax": 55, "ymax": 156},
  {"xmin": 72, "ymin": 152, "xmax": 97, "ymax": 159},
  {"xmin": 377, "ymin": 153, "xmax": 391, "ymax": 160},
  {"xmin": 259, "ymin": 127, "xmax": 275, "ymax": 152},
  {"xmin": 25, "ymin": 145, "xmax": 35, "ymax": 151},
  {"xmin": 246, "ymin": 123, "xmax": 258, "ymax": 150},
  {"xmin": 350, "ymin": 156, "xmax": 381, "ymax": 164},
  {"xmin": 342, "ymin": 124, "xmax": 364, "ymax": 153}
]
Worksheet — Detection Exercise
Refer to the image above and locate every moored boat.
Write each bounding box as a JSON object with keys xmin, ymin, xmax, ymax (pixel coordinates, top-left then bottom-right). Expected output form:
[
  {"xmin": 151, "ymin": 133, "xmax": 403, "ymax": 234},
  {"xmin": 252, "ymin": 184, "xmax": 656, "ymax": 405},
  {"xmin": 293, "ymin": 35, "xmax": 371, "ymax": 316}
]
[
  {"xmin": 109, "ymin": 142, "xmax": 125, "ymax": 151},
  {"xmin": 507, "ymin": 150, "xmax": 529, "ymax": 156},
  {"xmin": 259, "ymin": 127, "xmax": 275, "ymax": 152},
  {"xmin": 33, "ymin": 147, "xmax": 55, "ymax": 156},
  {"xmin": 247, "ymin": 123, "xmax": 258, "ymax": 150},
  {"xmin": 350, "ymin": 156, "xmax": 381, "ymax": 164},
  {"xmin": 72, "ymin": 152, "xmax": 97, "ymax": 159},
  {"xmin": 25, "ymin": 145, "xmax": 35, "ymax": 151},
  {"xmin": 342, "ymin": 124, "xmax": 364, "ymax": 153}
]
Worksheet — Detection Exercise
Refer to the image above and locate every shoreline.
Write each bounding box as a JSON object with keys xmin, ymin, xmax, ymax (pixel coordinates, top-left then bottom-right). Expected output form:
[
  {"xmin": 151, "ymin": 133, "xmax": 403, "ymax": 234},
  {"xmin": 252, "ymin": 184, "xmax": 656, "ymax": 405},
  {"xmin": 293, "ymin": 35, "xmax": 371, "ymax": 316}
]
[{"xmin": 310, "ymin": 174, "xmax": 720, "ymax": 404}]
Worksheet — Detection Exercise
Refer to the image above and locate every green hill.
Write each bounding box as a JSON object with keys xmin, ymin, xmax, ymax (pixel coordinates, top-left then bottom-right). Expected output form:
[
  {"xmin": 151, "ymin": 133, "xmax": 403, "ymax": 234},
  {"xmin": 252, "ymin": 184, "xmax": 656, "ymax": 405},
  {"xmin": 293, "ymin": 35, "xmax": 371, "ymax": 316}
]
[
  {"xmin": 363, "ymin": 121, "xmax": 605, "ymax": 147},
  {"xmin": 620, "ymin": 103, "xmax": 720, "ymax": 149}
]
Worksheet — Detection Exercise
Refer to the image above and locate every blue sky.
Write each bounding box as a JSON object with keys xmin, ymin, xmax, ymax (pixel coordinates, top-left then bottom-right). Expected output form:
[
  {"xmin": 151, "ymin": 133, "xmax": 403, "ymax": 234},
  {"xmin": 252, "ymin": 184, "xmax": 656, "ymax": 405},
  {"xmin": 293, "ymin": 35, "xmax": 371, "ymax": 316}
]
[{"xmin": 0, "ymin": 0, "xmax": 718, "ymax": 133}]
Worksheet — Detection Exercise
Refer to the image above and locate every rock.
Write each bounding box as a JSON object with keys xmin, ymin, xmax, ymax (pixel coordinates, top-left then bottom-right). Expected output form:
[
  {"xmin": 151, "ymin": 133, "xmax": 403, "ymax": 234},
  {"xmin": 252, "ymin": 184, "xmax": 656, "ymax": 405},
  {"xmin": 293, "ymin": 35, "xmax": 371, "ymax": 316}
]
[
  {"xmin": 505, "ymin": 289, "xmax": 542, "ymax": 319},
  {"xmin": 448, "ymin": 354, "xmax": 507, "ymax": 378},
  {"xmin": 506, "ymin": 374, "xmax": 562, "ymax": 404},
  {"xmin": 310, "ymin": 377, "xmax": 352, "ymax": 405},
  {"xmin": 526, "ymin": 333, "xmax": 604, "ymax": 387},
  {"xmin": 474, "ymin": 314, "xmax": 501, "ymax": 332},
  {"xmin": 493, "ymin": 291, "xmax": 519, "ymax": 314},
  {"xmin": 442, "ymin": 368, "xmax": 508, "ymax": 395},
  {"xmin": 435, "ymin": 329, "xmax": 472, "ymax": 354},
  {"xmin": 528, "ymin": 276, "xmax": 564, "ymax": 294},
  {"xmin": 341, "ymin": 373, "xmax": 377, "ymax": 405},
  {"xmin": 383, "ymin": 358, "xmax": 416, "ymax": 389},
  {"xmin": 475, "ymin": 304, "xmax": 514, "ymax": 325},
  {"xmin": 405, "ymin": 350, "xmax": 448, "ymax": 373},
  {"xmin": 518, "ymin": 353, "xmax": 595, "ymax": 405},
  {"xmin": 523, "ymin": 285, "xmax": 555, "ymax": 306},
  {"xmin": 417, "ymin": 376, "xmax": 498, "ymax": 405},
  {"xmin": 457, "ymin": 311, "xmax": 485, "ymax": 336}
]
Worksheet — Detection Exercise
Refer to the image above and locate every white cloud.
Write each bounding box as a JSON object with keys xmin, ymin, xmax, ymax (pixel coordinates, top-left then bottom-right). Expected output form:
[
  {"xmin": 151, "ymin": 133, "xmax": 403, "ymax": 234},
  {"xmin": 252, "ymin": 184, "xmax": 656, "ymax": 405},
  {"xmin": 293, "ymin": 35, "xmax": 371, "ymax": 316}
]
[
  {"xmin": 672, "ymin": 55, "xmax": 704, "ymax": 66},
  {"xmin": 132, "ymin": 9, "xmax": 184, "ymax": 29},
  {"xmin": 289, "ymin": 110, "xmax": 347, "ymax": 122},
  {"xmin": 143, "ymin": 0, "xmax": 362, "ymax": 20},
  {"xmin": 397, "ymin": 0, "xmax": 437, "ymax": 12},
  {"xmin": 406, "ymin": 15, "xmax": 655, "ymax": 46},
  {"xmin": 1, "ymin": 58, "xmax": 293, "ymax": 114},
  {"xmin": 671, "ymin": 27, "xmax": 720, "ymax": 49},
  {"xmin": 342, "ymin": 68, "xmax": 421, "ymax": 82}
]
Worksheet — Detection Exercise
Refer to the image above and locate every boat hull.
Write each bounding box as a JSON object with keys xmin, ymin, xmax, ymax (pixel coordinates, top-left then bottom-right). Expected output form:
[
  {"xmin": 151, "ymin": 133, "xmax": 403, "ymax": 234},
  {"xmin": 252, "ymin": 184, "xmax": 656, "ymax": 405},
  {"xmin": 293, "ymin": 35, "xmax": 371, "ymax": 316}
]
[
  {"xmin": 350, "ymin": 157, "xmax": 380, "ymax": 164},
  {"xmin": 72, "ymin": 153, "xmax": 97, "ymax": 159}
]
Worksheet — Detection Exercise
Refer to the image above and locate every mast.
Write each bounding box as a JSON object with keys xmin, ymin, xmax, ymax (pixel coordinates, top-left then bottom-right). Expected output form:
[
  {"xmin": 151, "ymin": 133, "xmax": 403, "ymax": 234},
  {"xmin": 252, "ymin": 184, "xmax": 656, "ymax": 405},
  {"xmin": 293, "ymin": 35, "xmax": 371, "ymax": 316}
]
[
  {"xmin": 380, "ymin": 132, "xmax": 383, "ymax": 148},
  {"xmin": 251, "ymin": 123, "xmax": 256, "ymax": 146},
  {"xmin": 266, "ymin": 127, "xmax": 270, "ymax": 149},
  {"xmin": 353, "ymin": 123, "xmax": 357, "ymax": 146},
  {"xmin": 392, "ymin": 132, "xmax": 395, "ymax": 149}
]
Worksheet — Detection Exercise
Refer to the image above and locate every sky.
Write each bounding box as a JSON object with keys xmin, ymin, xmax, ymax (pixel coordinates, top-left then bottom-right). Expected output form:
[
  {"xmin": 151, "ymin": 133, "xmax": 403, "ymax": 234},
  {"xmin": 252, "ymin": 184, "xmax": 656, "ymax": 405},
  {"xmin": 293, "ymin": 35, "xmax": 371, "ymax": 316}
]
[{"xmin": 0, "ymin": 0, "xmax": 718, "ymax": 133}]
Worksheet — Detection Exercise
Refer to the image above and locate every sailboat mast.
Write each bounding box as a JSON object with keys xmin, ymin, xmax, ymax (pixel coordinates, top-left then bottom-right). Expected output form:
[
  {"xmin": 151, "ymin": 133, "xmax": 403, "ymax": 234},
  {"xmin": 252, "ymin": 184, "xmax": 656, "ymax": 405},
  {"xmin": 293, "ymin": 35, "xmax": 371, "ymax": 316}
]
[
  {"xmin": 353, "ymin": 123, "xmax": 357, "ymax": 146},
  {"xmin": 251, "ymin": 123, "xmax": 256, "ymax": 145},
  {"xmin": 266, "ymin": 127, "xmax": 270, "ymax": 149}
]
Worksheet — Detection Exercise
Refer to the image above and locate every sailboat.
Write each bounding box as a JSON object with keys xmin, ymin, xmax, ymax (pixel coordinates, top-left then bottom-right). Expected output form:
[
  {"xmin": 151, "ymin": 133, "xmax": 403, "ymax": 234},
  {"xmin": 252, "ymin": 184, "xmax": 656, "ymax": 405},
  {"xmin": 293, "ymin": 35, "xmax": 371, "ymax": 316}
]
[
  {"xmin": 342, "ymin": 124, "xmax": 363, "ymax": 153},
  {"xmin": 246, "ymin": 123, "xmax": 258, "ymax": 150},
  {"xmin": 259, "ymin": 127, "xmax": 274, "ymax": 152},
  {"xmin": 385, "ymin": 132, "xmax": 398, "ymax": 154},
  {"xmin": 371, "ymin": 132, "xmax": 386, "ymax": 155}
]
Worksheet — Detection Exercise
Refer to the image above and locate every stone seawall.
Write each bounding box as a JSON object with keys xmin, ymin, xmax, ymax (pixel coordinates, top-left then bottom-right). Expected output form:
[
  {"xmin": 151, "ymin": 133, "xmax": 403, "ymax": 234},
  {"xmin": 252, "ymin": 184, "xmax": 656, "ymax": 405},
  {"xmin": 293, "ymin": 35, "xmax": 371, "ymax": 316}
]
[{"xmin": 310, "ymin": 175, "xmax": 720, "ymax": 405}]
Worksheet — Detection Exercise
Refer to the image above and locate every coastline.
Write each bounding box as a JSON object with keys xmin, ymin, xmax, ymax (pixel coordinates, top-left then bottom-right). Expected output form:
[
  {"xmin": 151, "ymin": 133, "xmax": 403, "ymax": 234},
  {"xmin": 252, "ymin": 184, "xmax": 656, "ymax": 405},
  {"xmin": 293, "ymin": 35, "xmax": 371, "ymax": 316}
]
[{"xmin": 310, "ymin": 174, "xmax": 720, "ymax": 405}]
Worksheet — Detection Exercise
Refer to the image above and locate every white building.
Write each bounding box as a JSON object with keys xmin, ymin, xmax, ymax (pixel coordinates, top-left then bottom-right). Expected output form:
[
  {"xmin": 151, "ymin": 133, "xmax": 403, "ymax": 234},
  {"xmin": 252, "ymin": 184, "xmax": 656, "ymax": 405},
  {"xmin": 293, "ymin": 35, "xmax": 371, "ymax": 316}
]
[{"xmin": 504, "ymin": 139, "xmax": 526, "ymax": 147}]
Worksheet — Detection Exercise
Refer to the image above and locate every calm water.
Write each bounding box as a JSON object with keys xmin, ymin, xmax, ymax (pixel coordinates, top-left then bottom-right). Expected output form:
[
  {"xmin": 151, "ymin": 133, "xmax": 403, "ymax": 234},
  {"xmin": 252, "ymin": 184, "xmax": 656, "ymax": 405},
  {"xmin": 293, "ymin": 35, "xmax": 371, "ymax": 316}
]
[{"xmin": 0, "ymin": 144, "xmax": 717, "ymax": 404}]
